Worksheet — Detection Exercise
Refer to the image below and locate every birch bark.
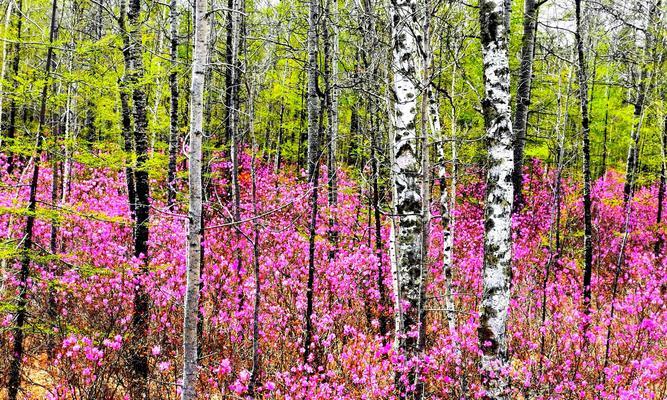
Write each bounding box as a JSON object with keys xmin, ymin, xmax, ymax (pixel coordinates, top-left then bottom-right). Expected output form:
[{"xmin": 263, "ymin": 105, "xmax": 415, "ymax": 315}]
[
  {"xmin": 478, "ymin": 0, "xmax": 514, "ymax": 398},
  {"xmin": 389, "ymin": 0, "xmax": 425, "ymax": 394},
  {"xmin": 181, "ymin": 0, "xmax": 208, "ymax": 396}
]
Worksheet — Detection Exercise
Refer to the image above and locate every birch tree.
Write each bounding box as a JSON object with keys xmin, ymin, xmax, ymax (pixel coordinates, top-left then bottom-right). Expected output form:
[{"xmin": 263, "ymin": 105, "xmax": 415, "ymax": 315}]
[
  {"xmin": 389, "ymin": 0, "xmax": 425, "ymax": 394},
  {"xmin": 181, "ymin": 0, "xmax": 208, "ymax": 396},
  {"xmin": 478, "ymin": 0, "xmax": 514, "ymax": 398},
  {"xmin": 303, "ymin": 0, "xmax": 321, "ymax": 364}
]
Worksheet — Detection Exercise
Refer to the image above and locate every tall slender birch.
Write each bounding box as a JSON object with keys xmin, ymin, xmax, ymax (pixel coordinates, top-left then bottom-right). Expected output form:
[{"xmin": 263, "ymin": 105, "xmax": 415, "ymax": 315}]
[
  {"xmin": 478, "ymin": 0, "xmax": 514, "ymax": 399},
  {"xmin": 181, "ymin": 0, "xmax": 208, "ymax": 396},
  {"xmin": 389, "ymin": 0, "xmax": 425, "ymax": 394},
  {"xmin": 324, "ymin": 0, "xmax": 339, "ymax": 257},
  {"xmin": 303, "ymin": 0, "xmax": 321, "ymax": 364}
]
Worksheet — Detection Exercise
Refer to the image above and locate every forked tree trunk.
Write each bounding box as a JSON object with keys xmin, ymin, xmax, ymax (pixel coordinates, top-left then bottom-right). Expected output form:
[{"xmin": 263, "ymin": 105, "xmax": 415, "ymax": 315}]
[
  {"xmin": 478, "ymin": 0, "xmax": 514, "ymax": 398},
  {"xmin": 181, "ymin": 0, "xmax": 208, "ymax": 396}
]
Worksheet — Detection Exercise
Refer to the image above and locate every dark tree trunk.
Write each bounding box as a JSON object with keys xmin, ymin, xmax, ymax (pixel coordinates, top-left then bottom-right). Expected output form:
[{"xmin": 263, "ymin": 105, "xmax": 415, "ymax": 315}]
[
  {"xmin": 5, "ymin": 0, "xmax": 23, "ymax": 174},
  {"xmin": 121, "ymin": 0, "xmax": 152, "ymax": 395},
  {"xmin": 574, "ymin": 0, "xmax": 594, "ymax": 313},
  {"xmin": 599, "ymin": 83, "xmax": 610, "ymax": 178},
  {"xmin": 167, "ymin": 0, "xmax": 179, "ymax": 208},
  {"xmin": 303, "ymin": 0, "xmax": 320, "ymax": 364},
  {"xmin": 512, "ymin": 0, "xmax": 537, "ymax": 209},
  {"xmin": 7, "ymin": 0, "xmax": 58, "ymax": 397},
  {"xmin": 655, "ymin": 115, "xmax": 666, "ymax": 256}
]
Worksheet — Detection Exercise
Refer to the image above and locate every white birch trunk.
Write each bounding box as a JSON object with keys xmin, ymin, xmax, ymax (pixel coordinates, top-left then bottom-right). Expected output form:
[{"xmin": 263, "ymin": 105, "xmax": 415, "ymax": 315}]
[
  {"xmin": 181, "ymin": 0, "xmax": 208, "ymax": 396},
  {"xmin": 478, "ymin": 0, "xmax": 514, "ymax": 398},
  {"xmin": 389, "ymin": 0, "xmax": 425, "ymax": 390}
]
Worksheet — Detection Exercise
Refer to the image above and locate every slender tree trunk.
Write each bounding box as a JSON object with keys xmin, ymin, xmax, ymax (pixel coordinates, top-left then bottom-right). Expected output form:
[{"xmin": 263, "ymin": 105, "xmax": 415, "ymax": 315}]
[
  {"xmin": 574, "ymin": 0, "xmax": 594, "ymax": 313},
  {"xmin": 274, "ymin": 102, "xmax": 284, "ymax": 174},
  {"xmin": 167, "ymin": 0, "xmax": 179, "ymax": 207},
  {"xmin": 5, "ymin": 0, "xmax": 22, "ymax": 173},
  {"xmin": 538, "ymin": 59, "xmax": 572, "ymax": 379},
  {"xmin": 181, "ymin": 0, "xmax": 208, "ymax": 396},
  {"xmin": 478, "ymin": 0, "xmax": 514, "ymax": 399},
  {"xmin": 655, "ymin": 114, "xmax": 667, "ymax": 256},
  {"xmin": 624, "ymin": 1, "xmax": 660, "ymax": 200},
  {"xmin": 512, "ymin": 0, "xmax": 537, "ymax": 208},
  {"xmin": 389, "ymin": 0, "xmax": 425, "ymax": 395},
  {"xmin": 7, "ymin": 0, "xmax": 58, "ymax": 396},
  {"xmin": 226, "ymin": 0, "xmax": 245, "ymax": 313},
  {"xmin": 370, "ymin": 113, "xmax": 389, "ymax": 338},
  {"xmin": 120, "ymin": 80, "xmax": 136, "ymax": 219},
  {"xmin": 303, "ymin": 0, "xmax": 321, "ymax": 365},
  {"xmin": 245, "ymin": 82, "xmax": 262, "ymax": 396},
  {"xmin": 623, "ymin": 81, "xmax": 646, "ymax": 205},
  {"xmin": 323, "ymin": 0, "xmax": 339, "ymax": 259},
  {"xmin": 125, "ymin": 0, "xmax": 151, "ymax": 395},
  {"xmin": 0, "ymin": 0, "xmax": 14, "ymax": 145},
  {"xmin": 599, "ymin": 81, "xmax": 610, "ymax": 178}
]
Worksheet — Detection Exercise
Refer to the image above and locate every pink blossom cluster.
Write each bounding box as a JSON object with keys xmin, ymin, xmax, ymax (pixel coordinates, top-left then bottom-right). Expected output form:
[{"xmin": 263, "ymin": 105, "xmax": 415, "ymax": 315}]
[{"xmin": 0, "ymin": 154, "xmax": 665, "ymax": 399}]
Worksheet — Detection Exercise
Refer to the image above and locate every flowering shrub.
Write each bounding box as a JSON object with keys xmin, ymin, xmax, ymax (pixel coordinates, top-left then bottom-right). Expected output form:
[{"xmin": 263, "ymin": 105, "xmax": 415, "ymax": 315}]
[{"xmin": 0, "ymin": 155, "xmax": 665, "ymax": 399}]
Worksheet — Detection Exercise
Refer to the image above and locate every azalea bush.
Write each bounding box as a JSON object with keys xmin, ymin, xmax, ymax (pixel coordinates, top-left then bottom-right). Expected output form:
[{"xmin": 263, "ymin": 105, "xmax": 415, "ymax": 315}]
[{"xmin": 1, "ymin": 155, "xmax": 665, "ymax": 399}]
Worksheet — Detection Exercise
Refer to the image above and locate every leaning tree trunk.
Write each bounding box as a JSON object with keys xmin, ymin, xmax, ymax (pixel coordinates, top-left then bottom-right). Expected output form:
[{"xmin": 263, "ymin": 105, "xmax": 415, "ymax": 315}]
[
  {"xmin": 512, "ymin": 0, "xmax": 538, "ymax": 208},
  {"xmin": 303, "ymin": 0, "xmax": 321, "ymax": 365},
  {"xmin": 574, "ymin": 0, "xmax": 594, "ymax": 313},
  {"xmin": 7, "ymin": 0, "xmax": 57, "ymax": 397},
  {"xmin": 126, "ymin": 0, "xmax": 151, "ymax": 395},
  {"xmin": 166, "ymin": 0, "xmax": 179, "ymax": 208},
  {"xmin": 389, "ymin": 0, "xmax": 425, "ymax": 395},
  {"xmin": 478, "ymin": 1, "xmax": 514, "ymax": 399},
  {"xmin": 181, "ymin": 0, "xmax": 208, "ymax": 396}
]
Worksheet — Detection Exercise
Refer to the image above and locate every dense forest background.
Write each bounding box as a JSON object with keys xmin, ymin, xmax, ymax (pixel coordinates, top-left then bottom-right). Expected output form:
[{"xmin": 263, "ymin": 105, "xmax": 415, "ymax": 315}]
[{"xmin": 0, "ymin": 0, "xmax": 666, "ymax": 398}]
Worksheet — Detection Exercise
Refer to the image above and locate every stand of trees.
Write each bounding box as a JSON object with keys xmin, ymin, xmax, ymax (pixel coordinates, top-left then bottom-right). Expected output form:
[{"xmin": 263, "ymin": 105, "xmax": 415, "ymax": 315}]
[{"xmin": 1, "ymin": 0, "xmax": 666, "ymax": 399}]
